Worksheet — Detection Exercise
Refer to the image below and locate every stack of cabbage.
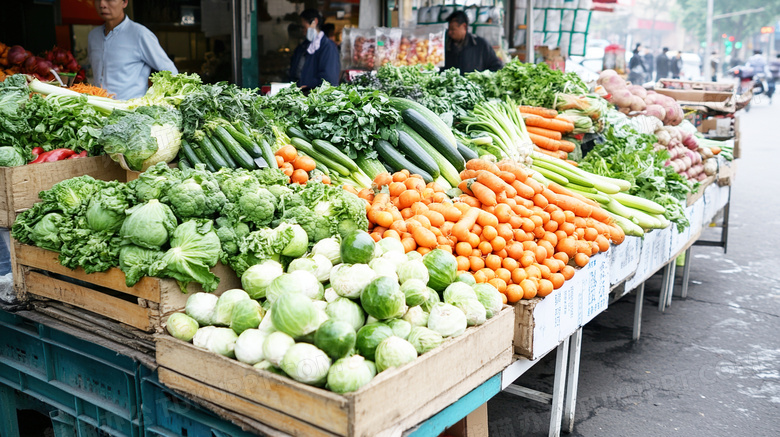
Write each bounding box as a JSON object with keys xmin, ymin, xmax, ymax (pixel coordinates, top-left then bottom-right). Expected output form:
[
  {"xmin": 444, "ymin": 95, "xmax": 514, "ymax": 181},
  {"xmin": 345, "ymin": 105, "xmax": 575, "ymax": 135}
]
[{"xmin": 166, "ymin": 229, "xmax": 504, "ymax": 394}]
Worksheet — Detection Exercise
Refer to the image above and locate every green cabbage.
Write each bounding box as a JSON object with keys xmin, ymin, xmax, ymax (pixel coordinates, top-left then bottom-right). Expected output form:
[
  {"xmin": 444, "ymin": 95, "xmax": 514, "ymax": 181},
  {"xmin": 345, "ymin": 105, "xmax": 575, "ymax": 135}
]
[
  {"xmin": 241, "ymin": 260, "xmax": 283, "ymax": 299},
  {"xmin": 281, "ymin": 343, "xmax": 331, "ymax": 386},
  {"xmin": 327, "ymin": 355, "xmax": 376, "ymax": 394},
  {"xmin": 230, "ymin": 299, "xmax": 265, "ymax": 334},
  {"xmin": 185, "ymin": 292, "xmax": 218, "ymax": 326},
  {"xmin": 401, "ymin": 279, "xmax": 430, "ymax": 307},
  {"xmin": 314, "ymin": 320, "xmax": 356, "ymax": 360},
  {"xmin": 360, "ymin": 276, "xmax": 407, "ymax": 321},
  {"xmin": 166, "ymin": 313, "xmax": 199, "ymax": 342},
  {"xmin": 271, "ymin": 292, "xmax": 320, "ymax": 338},
  {"xmin": 427, "ymin": 303, "xmax": 467, "ymax": 337},
  {"xmin": 119, "ymin": 199, "xmax": 177, "ymax": 250},
  {"xmin": 374, "ymin": 336, "xmax": 417, "ymax": 372},
  {"xmin": 212, "ymin": 289, "xmax": 251, "ymax": 326},
  {"xmin": 407, "ymin": 326, "xmax": 443, "ymax": 354},
  {"xmin": 235, "ymin": 329, "xmax": 267, "ymax": 365},
  {"xmin": 325, "ymin": 297, "xmax": 366, "ymax": 332}
]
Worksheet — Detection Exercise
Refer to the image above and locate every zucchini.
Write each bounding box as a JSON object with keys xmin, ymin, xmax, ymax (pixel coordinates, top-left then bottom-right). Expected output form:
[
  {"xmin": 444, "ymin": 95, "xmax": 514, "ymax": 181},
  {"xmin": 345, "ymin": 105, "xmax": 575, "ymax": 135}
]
[
  {"xmin": 401, "ymin": 108, "xmax": 465, "ymax": 171},
  {"xmin": 290, "ymin": 138, "xmax": 351, "ymax": 177},
  {"xmin": 396, "ymin": 130, "xmax": 440, "ymax": 178},
  {"xmin": 355, "ymin": 156, "xmax": 387, "ymax": 180},
  {"xmin": 213, "ymin": 126, "xmax": 256, "ymax": 169},
  {"xmin": 178, "ymin": 157, "xmax": 193, "ymax": 170},
  {"xmin": 375, "ymin": 139, "xmax": 433, "ymax": 183},
  {"xmin": 397, "ymin": 123, "xmax": 460, "ymax": 187},
  {"xmin": 199, "ymin": 136, "xmax": 232, "ymax": 169},
  {"xmin": 312, "ymin": 139, "xmax": 360, "ymax": 172},
  {"xmin": 287, "ymin": 126, "xmax": 311, "ymax": 142},
  {"xmin": 388, "ymin": 97, "xmax": 458, "ymax": 146},
  {"xmin": 456, "ymin": 142, "xmax": 479, "ymax": 161},
  {"xmin": 192, "ymin": 145, "xmax": 217, "ymax": 172},
  {"xmin": 180, "ymin": 139, "xmax": 203, "ymax": 167},
  {"xmin": 223, "ymin": 124, "xmax": 263, "ymax": 158},
  {"xmin": 258, "ymin": 138, "xmax": 278, "ymax": 169},
  {"xmin": 382, "ymin": 162, "xmax": 394, "ymax": 173}
]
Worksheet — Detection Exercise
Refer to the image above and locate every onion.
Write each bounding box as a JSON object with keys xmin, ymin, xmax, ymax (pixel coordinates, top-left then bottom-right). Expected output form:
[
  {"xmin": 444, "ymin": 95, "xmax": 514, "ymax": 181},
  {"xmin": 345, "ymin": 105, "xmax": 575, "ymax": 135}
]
[
  {"xmin": 7, "ymin": 46, "xmax": 28, "ymax": 65},
  {"xmin": 65, "ymin": 59, "xmax": 80, "ymax": 72},
  {"xmin": 54, "ymin": 48, "xmax": 68, "ymax": 65},
  {"xmin": 36, "ymin": 60, "xmax": 54, "ymax": 75},
  {"xmin": 23, "ymin": 56, "xmax": 39, "ymax": 71}
]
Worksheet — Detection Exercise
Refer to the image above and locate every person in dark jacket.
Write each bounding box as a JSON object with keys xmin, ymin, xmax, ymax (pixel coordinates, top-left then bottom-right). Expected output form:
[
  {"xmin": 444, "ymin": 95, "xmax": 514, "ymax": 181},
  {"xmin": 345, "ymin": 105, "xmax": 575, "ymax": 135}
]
[
  {"xmin": 444, "ymin": 11, "xmax": 503, "ymax": 73},
  {"xmin": 670, "ymin": 52, "xmax": 682, "ymax": 79},
  {"xmin": 289, "ymin": 9, "xmax": 340, "ymax": 90},
  {"xmin": 628, "ymin": 45, "xmax": 647, "ymax": 84},
  {"xmin": 656, "ymin": 47, "xmax": 670, "ymax": 80},
  {"xmin": 643, "ymin": 50, "xmax": 654, "ymax": 82}
]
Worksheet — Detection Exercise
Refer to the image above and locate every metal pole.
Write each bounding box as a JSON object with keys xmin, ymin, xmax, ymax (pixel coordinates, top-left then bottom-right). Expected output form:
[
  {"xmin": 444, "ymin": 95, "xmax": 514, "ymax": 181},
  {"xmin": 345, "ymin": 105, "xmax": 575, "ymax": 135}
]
[
  {"xmin": 704, "ymin": 0, "xmax": 713, "ymax": 80},
  {"xmin": 526, "ymin": 0, "xmax": 534, "ymax": 63},
  {"xmin": 230, "ymin": 0, "xmax": 242, "ymax": 85}
]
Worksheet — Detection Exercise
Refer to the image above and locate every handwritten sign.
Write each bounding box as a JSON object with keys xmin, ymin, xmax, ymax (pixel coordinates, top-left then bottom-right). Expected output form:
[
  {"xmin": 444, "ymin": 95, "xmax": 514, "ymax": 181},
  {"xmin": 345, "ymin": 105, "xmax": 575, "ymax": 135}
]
[{"xmin": 609, "ymin": 236, "xmax": 641, "ymax": 285}]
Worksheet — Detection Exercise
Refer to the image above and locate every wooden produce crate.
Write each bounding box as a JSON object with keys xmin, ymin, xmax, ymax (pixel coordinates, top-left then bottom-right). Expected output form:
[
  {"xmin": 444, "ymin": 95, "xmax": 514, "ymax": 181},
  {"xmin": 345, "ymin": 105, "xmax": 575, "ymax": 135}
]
[
  {"xmin": 0, "ymin": 156, "xmax": 126, "ymax": 227},
  {"xmin": 12, "ymin": 243, "xmax": 240, "ymax": 332},
  {"xmin": 156, "ymin": 307, "xmax": 514, "ymax": 437}
]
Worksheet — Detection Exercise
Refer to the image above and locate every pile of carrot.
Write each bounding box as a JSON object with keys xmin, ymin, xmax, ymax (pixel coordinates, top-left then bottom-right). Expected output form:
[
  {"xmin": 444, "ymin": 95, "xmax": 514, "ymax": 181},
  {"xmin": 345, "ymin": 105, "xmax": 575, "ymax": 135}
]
[
  {"xmin": 519, "ymin": 106, "xmax": 577, "ymax": 160},
  {"xmin": 68, "ymin": 83, "xmax": 115, "ymax": 99},
  {"xmin": 274, "ymin": 145, "xmax": 330, "ymax": 185},
  {"xmin": 363, "ymin": 158, "xmax": 625, "ymax": 304}
]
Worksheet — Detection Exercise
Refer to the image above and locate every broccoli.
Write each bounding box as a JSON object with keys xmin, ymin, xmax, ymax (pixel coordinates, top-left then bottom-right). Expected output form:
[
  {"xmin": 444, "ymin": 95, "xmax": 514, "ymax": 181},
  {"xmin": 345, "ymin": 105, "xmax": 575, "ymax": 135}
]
[
  {"xmin": 279, "ymin": 205, "xmax": 332, "ymax": 243},
  {"xmin": 215, "ymin": 216, "xmax": 250, "ymax": 257},
  {"xmin": 216, "ymin": 169, "xmax": 261, "ymax": 202},
  {"xmin": 129, "ymin": 161, "xmax": 180, "ymax": 202},
  {"xmin": 224, "ymin": 224, "xmax": 295, "ymax": 276},
  {"xmin": 253, "ymin": 168, "xmax": 290, "ymax": 186},
  {"xmin": 163, "ymin": 166, "xmax": 226, "ymax": 219},
  {"xmin": 234, "ymin": 188, "xmax": 276, "ymax": 227}
]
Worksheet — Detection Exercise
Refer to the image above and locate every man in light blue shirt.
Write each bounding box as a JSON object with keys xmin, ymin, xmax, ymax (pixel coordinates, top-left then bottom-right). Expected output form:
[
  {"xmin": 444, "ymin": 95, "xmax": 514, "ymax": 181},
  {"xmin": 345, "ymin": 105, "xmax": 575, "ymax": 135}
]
[{"xmin": 88, "ymin": 0, "xmax": 177, "ymax": 100}]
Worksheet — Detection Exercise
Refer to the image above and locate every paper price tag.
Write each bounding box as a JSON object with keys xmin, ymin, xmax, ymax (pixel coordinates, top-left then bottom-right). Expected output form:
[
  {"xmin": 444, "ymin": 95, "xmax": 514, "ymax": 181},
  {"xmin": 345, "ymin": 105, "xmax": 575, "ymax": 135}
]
[
  {"xmin": 610, "ymin": 236, "xmax": 641, "ymax": 285},
  {"xmin": 581, "ymin": 253, "xmax": 609, "ymax": 325}
]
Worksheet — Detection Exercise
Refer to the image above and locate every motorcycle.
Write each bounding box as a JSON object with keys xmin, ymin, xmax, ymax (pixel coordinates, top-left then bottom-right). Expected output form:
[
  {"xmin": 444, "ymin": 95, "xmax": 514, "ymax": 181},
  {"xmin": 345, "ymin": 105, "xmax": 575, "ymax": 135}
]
[{"xmin": 727, "ymin": 65, "xmax": 767, "ymax": 111}]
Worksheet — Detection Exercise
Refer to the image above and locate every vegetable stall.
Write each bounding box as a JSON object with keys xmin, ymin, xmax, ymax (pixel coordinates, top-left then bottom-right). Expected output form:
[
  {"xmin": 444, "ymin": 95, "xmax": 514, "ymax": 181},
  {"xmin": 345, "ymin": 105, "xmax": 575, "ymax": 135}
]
[{"xmin": 0, "ymin": 59, "xmax": 738, "ymax": 436}]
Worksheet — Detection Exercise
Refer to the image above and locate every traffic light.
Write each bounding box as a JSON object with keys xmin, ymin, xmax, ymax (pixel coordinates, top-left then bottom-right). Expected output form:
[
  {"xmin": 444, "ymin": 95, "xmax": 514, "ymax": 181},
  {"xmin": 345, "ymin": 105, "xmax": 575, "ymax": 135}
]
[
  {"xmin": 735, "ymin": 41, "xmax": 743, "ymax": 49},
  {"xmin": 760, "ymin": 26, "xmax": 775, "ymax": 34},
  {"xmin": 728, "ymin": 36, "xmax": 735, "ymax": 42}
]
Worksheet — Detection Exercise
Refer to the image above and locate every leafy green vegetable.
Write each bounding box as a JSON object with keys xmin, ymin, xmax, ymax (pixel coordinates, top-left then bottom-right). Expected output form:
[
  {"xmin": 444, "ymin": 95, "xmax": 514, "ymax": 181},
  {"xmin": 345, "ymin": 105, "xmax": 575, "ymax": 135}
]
[
  {"xmin": 86, "ymin": 181, "xmax": 135, "ymax": 232},
  {"xmin": 0, "ymin": 146, "xmax": 27, "ymax": 167},
  {"xmin": 298, "ymin": 84, "xmax": 401, "ymax": 160},
  {"xmin": 467, "ymin": 60, "xmax": 587, "ymax": 109},
  {"xmin": 579, "ymin": 126, "xmax": 694, "ymax": 231},
  {"xmin": 30, "ymin": 213, "xmax": 67, "ymax": 252},
  {"xmin": 120, "ymin": 199, "xmax": 178, "ymax": 250},
  {"xmin": 163, "ymin": 165, "xmax": 226, "ymax": 219},
  {"xmin": 40, "ymin": 175, "xmax": 103, "ymax": 215},
  {"xmin": 128, "ymin": 161, "xmax": 180, "ymax": 202},
  {"xmin": 128, "ymin": 71, "xmax": 203, "ymax": 108},
  {"xmin": 100, "ymin": 106, "xmax": 182, "ymax": 171},
  {"xmin": 118, "ymin": 245, "xmax": 164, "ymax": 286},
  {"xmin": 157, "ymin": 219, "xmax": 222, "ymax": 292}
]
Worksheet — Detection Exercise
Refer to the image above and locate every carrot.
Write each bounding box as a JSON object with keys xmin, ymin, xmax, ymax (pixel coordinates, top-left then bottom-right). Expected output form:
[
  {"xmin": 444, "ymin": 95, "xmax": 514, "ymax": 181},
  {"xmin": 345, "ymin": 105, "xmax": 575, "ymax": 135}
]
[
  {"xmin": 374, "ymin": 172, "xmax": 393, "ymax": 187},
  {"xmin": 476, "ymin": 171, "xmax": 514, "ymax": 195},
  {"xmin": 459, "ymin": 195, "xmax": 481, "ymax": 208},
  {"xmin": 469, "ymin": 181, "xmax": 497, "ymax": 206},
  {"xmin": 511, "ymin": 180, "xmax": 536, "ymax": 199},
  {"xmin": 518, "ymin": 106, "xmax": 558, "ymax": 118},
  {"xmin": 522, "ymin": 114, "xmax": 575, "ymax": 133},
  {"xmin": 526, "ymin": 126, "xmax": 562, "ymax": 141},
  {"xmin": 291, "ymin": 169, "xmax": 309, "ymax": 184},
  {"xmin": 710, "ymin": 146, "xmax": 721, "ymax": 155},
  {"xmin": 460, "ymin": 169, "xmax": 479, "ymax": 180},
  {"xmin": 411, "ymin": 225, "xmax": 438, "ymax": 249},
  {"xmin": 477, "ymin": 210, "xmax": 499, "ymax": 229},
  {"xmin": 529, "ymin": 132, "xmax": 560, "ymax": 152},
  {"xmin": 458, "ymin": 180, "xmax": 474, "ymax": 196},
  {"xmin": 498, "ymin": 171, "xmax": 516, "ymax": 184},
  {"xmin": 398, "ymin": 190, "xmax": 422, "ymax": 209},
  {"xmin": 533, "ymin": 146, "xmax": 564, "ymax": 159},
  {"xmin": 546, "ymin": 182, "xmax": 598, "ymax": 207},
  {"xmin": 465, "ymin": 159, "xmax": 500, "ymax": 174},
  {"xmin": 428, "ymin": 203, "xmax": 462, "ymax": 222},
  {"xmin": 292, "ymin": 155, "xmax": 316, "ymax": 172},
  {"xmin": 540, "ymin": 188, "xmax": 558, "ymax": 205},
  {"xmin": 452, "ymin": 208, "xmax": 481, "ymax": 242},
  {"xmin": 566, "ymin": 160, "xmax": 579, "ymax": 167},
  {"xmin": 423, "ymin": 210, "xmax": 445, "ymax": 228},
  {"xmin": 523, "ymin": 177, "xmax": 544, "ymax": 195},
  {"xmin": 556, "ymin": 195, "xmax": 594, "ymax": 218},
  {"xmin": 557, "ymin": 140, "xmax": 576, "ymax": 153}
]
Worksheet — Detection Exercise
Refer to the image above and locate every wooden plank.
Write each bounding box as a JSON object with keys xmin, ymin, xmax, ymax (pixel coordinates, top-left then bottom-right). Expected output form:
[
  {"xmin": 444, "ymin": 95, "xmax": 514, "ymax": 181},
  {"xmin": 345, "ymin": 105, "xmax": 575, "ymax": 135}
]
[
  {"xmin": 156, "ymin": 336, "xmax": 350, "ymax": 435},
  {"xmin": 15, "ymin": 243, "xmax": 162, "ymax": 302},
  {"xmin": 24, "ymin": 271, "xmax": 153, "ymax": 331},
  {"xmin": 349, "ymin": 307, "xmax": 514, "ymax": 437},
  {"xmin": 157, "ymin": 368, "xmax": 341, "ymax": 437},
  {"xmin": 405, "ymin": 378, "xmax": 496, "ymax": 437},
  {"xmin": 0, "ymin": 156, "xmax": 126, "ymax": 227},
  {"xmin": 513, "ymin": 298, "xmax": 541, "ymax": 358}
]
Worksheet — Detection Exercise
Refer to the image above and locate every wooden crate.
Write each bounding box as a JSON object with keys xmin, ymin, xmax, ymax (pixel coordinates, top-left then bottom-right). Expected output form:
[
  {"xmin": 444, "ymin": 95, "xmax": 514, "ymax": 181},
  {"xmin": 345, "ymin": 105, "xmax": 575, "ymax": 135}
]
[
  {"xmin": 13, "ymin": 243, "xmax": 240, "ymax": 332},
  {"xmin": 0, "ymin": 156, "xmax": 126, "ymax": 227},
  {"xmin": 156, "ymin": 307, "xmax": 514, "ymax": 437}
]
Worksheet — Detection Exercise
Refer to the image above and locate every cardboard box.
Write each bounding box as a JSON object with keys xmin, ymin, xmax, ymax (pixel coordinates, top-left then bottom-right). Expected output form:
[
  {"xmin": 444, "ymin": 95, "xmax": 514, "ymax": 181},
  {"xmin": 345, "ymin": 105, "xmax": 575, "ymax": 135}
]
[
  {"xmin": 0, "ymin": 156, "xmax": 126, "ymax": 227},
  {"xmin": 609, "ymin": 236, "xmax": 641, "ymax": 286},
  {"xmin": 156, "ymin": 307, "xmax": 514, "ymax": 437},
  {"xmin": 655, "ymin": 79, "xmax": 736, "ymax": 112},
  {"xmin": 514, "ymin": 287, "xmax": 562, "ymax": 360}
]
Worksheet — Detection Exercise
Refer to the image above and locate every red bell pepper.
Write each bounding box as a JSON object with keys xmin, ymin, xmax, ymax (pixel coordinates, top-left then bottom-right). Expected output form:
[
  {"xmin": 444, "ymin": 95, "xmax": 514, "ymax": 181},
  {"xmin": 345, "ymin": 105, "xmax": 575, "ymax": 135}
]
[
  {"xmin": 30, "ymin": 148, "xmax": 76, "ymax": 164},
  {"xmin": 31, "ymin": 147, "xmax": 44, "ymax": 156},
  {"xmin": 67, "ymin": 151, "xmax": 88, "ymax": 159}
]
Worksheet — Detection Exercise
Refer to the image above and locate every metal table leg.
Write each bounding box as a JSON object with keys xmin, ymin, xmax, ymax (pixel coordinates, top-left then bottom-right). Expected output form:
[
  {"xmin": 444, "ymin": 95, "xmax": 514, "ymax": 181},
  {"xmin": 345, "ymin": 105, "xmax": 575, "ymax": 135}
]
[
  {"xmin": 562, "ymin": 328, "xmax": 583, "ymax": 433},
  {"xmin": 633, "ymin": 282, "xmax": 645, "ymax": 340},
  {"xmin": 721, "ymin": 188, "xmax": 731, "ymax": 253},
  {"xmin": 659, "ymin": 264, "xmax": 670, "ymax": 312},
  {"xmin": 666, "ymin": 262, "xmax": 676, "ymax": 308},
  {"xmin": 680, "ymin": 247, "xmax": 693, "ymax": 299},
  {"xmin": 0, "ymin": 384, "xmax": 20, "ymax": 437},
  {"xmin": 549, "ymin": 336, "xmax": 570, "ymax": 437}
]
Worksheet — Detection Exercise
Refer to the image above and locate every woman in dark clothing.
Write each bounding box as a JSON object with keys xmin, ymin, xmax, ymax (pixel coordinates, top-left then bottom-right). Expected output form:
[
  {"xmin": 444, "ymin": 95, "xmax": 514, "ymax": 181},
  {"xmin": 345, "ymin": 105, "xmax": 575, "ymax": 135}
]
[{"xmin": 289, "ymin": 9, "xmax": 340, "ymax": 90}]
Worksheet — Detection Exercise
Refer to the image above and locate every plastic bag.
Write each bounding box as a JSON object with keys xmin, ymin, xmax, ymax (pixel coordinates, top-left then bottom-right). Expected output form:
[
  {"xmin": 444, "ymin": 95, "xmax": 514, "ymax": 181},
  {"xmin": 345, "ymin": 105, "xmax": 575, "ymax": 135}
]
[
  {"xmin": 350, "ymin": 28, "xmax": 376, "ymax": 70},
  {"xmin": 375, "ymin": 28, "xmax": 402, "ymax": 68}
]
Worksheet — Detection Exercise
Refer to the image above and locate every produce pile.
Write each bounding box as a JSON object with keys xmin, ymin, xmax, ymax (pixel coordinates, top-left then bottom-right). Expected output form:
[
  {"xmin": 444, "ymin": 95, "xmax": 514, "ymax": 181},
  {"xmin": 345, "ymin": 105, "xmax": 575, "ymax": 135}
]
[
  {"xmin": 164, "ymin": 233, "xmax": 505, "ymax": 393},
  {"xmin": 0, "ymin": 43, "xmax": 85, "ymax": 82},
  {"xmin": 8, "ymin": 59, "xmax": 740, "ymax": 393}
]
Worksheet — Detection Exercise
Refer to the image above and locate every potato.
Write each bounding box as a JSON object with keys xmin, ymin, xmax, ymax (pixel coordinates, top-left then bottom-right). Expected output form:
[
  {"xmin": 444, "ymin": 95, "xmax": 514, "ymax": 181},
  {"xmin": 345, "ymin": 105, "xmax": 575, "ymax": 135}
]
[{"xmin": 627, "ymin": 84, "xmax": 647, "ymax": 99}]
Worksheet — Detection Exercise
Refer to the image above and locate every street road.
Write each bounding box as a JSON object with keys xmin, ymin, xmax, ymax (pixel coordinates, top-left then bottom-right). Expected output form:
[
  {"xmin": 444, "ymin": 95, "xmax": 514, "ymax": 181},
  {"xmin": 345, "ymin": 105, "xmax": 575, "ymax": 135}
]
[{"xmin": 489, "ymin": 95, "xmax": 780, "ymax": 436}]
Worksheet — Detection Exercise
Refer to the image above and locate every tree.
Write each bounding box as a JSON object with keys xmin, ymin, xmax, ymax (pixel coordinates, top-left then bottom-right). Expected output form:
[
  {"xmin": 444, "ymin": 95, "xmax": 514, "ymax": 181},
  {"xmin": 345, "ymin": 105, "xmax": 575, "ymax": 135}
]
[{"xmin": 677, "ymin": 0, "xmax": 780, "ymax": 50}]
